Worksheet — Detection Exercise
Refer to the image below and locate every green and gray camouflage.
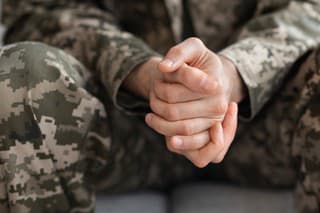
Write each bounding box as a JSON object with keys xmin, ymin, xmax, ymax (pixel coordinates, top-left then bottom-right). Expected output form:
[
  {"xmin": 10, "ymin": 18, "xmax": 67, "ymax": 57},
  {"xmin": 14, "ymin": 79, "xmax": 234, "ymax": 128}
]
[{"xmin": 0, "ymin": 0, "xmax": 320, "ymax": 212}]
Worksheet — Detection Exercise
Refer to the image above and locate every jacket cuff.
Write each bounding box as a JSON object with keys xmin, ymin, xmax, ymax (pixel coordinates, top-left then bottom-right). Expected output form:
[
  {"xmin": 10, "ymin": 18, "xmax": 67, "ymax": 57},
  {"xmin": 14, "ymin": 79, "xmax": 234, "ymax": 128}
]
[
  {"xmin": 106, "ymin": 37, "xmax": 159, "ymax": 115},
  {"xmin": 220, "ymin": 38, "xmax": 281, "ymax": 120}
]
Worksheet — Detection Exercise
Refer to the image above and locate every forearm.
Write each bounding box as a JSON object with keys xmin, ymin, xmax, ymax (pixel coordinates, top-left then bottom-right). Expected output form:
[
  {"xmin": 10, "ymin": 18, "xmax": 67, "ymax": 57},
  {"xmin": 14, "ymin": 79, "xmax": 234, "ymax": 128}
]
[
  {"xmin": 219, "ymin": 55, "xmax": 247, "ymax": 104},
  {"xmin": 220, "ymin": 0, "xmax": 320, "ymax": 119}
]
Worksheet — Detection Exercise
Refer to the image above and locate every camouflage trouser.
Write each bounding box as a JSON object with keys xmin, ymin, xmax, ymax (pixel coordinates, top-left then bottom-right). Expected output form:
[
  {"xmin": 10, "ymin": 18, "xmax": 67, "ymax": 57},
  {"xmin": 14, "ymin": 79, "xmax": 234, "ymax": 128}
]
[{"xmin": 0, "ymin": 42, "xmax": 319, "ymax": 213}]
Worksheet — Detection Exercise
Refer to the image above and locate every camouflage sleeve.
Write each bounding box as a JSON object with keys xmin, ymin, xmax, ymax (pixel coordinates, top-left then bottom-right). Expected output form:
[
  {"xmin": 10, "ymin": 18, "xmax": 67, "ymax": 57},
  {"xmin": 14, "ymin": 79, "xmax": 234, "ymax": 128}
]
[
  {"xmin": 220, "ymin": 0, "xmax": 320, "ymax": 120},
  {"xmin": 2, "ymin": 0, "xmax": 159, "ymax": 113}
]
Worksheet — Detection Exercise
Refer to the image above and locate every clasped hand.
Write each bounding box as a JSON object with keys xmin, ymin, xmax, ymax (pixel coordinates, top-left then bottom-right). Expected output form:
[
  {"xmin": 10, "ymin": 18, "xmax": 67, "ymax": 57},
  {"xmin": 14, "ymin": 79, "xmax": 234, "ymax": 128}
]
[
  {"xmin": 125, "ymin": 37, "xmax": 245, "ymax": 168},
  {"xmin": 146, "ymin": 38, "xmax": 245, "ymax": 168}
]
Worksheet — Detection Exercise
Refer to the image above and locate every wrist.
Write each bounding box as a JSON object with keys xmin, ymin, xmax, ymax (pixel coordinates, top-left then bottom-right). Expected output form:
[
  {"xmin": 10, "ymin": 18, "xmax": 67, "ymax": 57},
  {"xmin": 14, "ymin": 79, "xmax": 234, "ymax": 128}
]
[
  {"xmin": 122, "ymin": 57, "xmax": 162, "ymax": 100},
  {"xmin": 219, "ymin": 55, "xmax": 247, "ymax": 103}
]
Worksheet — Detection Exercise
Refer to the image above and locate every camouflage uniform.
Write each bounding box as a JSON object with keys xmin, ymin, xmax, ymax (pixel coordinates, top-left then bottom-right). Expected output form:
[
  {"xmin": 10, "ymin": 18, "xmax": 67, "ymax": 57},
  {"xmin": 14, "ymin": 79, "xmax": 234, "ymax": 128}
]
[{"xmin": 1, "ymin": 0, "xmax": 320, "ymax": 212}]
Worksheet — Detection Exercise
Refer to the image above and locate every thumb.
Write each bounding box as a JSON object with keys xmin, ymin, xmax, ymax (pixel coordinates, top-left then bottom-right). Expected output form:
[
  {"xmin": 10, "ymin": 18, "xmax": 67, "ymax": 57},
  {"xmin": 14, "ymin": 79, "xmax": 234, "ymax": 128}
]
[
  {"xmin": 163, "ymin": 64, "xmax": 219, "ymax": 94},
  {"xmin": 158, "ymin": 37, "xmax": 207, "ymax": 73}
]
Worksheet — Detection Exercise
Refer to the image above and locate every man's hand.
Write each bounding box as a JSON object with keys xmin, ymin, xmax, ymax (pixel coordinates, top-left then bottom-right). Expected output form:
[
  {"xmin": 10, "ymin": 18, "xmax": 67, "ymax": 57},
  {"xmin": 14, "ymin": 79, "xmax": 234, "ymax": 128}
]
[
  {"xmin": 158, "ymin": 37, "xmax": 246, "ymax": 103},
  {"xmin": 147, "ymin": 101, "xmax": 238, "ymax": 168},
  {"xmin": 145, "ymin": 38, "xmax": 246, "ymax": 167},
  {"xmin": 122, "ymin": 56, "xmax": 163, "ymax": 100}
]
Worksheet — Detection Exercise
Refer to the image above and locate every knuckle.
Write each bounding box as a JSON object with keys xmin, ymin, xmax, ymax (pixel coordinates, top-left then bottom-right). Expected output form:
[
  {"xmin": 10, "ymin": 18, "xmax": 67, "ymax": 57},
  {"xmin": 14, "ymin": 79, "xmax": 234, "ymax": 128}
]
[
  {"xmin": 187, "ymin": 37, "xmax": 204, "ymax": 47},
  {"xmin": 193, "ymin": 157, "xmax": 209, "ymax": 168},
  {"xmin": 212, "ymin": 154, "xmax": 225, "ymax": 164},
  {"xmin": 162, "ymin": 87, "xmax": 170, "ymax": 100},
  {"xmin": 149, "ymin": 98, "xmax": 157, "ymax": 113},
  {"xmin": 170, "ymin": 46, "xmax": 184, "ymax": 56},
  {"xmin": 210, "ymin": 99, "xmax": 228, "ymax": 115},
  {"xmin": 165, "ymin": 105, "xmax": 179, "ymax": 121},
  {"xmin": 180, "ymin": 122, "xmax": 193, "ymax": 136},
  {"xmin": 163, "ymin": 87, "xmax": 175, "ymax": 103},
  {"xmin": 167, "ymin": 96, "xmax": 176, "ymax": 104},
  {"xmin": 181, "ymin": 68, "xmax": 192, "ymax": 82},
  {"xmin": 166, "ymin": 139, "xmax": 179, "ymax": 153}
]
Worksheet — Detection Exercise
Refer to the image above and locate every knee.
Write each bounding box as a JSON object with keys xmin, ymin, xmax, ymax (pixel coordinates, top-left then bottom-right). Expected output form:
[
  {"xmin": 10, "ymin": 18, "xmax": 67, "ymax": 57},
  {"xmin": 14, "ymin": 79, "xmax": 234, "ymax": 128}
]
[
  {"xmin": 0, "ymin": 41, "xmax": 87, "ymax": 89},
  {"xmin": 0, "ymin": 42, "xmax": 59, "ymax": 87},
  {"xmin": 0, "ymin": 42, "xmax": 95, "ymax": 149},
  {"xmin": 0, "ymin": 41, "xmax": 89, "ymax": 126},
  {"xmin": 0, "ymin": 43, "xmax": 49, "ymax": 139}
]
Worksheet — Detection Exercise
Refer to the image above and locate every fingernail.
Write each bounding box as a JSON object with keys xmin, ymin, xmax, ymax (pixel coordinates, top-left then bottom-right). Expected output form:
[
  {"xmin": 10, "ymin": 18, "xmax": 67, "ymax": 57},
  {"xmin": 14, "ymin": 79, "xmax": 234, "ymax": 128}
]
[
  {"xmin": 160, "ymin": 59, "xmax": 174, "ymax": 68},
  {"xmin": 145, "ymin": 114, "xmax": 153, "ymax": 124},
  {"xmin": 173, "ymin": 137, "xmax": 183, "ymax": 148}
]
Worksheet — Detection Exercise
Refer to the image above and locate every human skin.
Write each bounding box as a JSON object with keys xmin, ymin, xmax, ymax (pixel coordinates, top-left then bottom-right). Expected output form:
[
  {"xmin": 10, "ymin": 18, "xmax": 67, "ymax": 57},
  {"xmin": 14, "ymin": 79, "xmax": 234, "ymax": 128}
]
[{"xmin": 123, "ymin": 38, "xmax": 246, "ymax": 167}]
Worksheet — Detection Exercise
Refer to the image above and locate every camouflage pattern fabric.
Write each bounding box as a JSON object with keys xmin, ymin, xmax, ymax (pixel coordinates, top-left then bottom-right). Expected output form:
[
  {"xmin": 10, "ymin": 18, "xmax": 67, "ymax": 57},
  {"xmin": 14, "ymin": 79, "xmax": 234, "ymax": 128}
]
[
  {"xmin": 0, "ymin": 42, "xmax": 194, "ymax": 213},
  {"xmin": 220, "ymin": 48, "xmax": 320, "ymax": 213},
  {"xmin": 1, "ymin": 0, "xmax": 320, "ymax": 213},
  {"xmin": 0, "ymin": 42, "xmax": 319, "ymax": 213},
  {"xmin": 0, "ymin": 41, "xmax": 110, "ymax": 212},
  {"xmin": 2, "ymin": 0, "xmax": 320, "ymax": 119}
]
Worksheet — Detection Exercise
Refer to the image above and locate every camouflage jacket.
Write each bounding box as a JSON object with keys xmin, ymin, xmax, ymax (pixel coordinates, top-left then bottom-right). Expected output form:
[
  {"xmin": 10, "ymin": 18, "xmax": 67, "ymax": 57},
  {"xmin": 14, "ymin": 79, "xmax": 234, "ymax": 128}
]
[{"xmin": 2, "ymin": 0, "xmax": 320, "ymax": 119}]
